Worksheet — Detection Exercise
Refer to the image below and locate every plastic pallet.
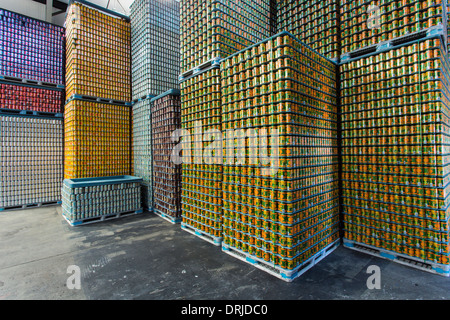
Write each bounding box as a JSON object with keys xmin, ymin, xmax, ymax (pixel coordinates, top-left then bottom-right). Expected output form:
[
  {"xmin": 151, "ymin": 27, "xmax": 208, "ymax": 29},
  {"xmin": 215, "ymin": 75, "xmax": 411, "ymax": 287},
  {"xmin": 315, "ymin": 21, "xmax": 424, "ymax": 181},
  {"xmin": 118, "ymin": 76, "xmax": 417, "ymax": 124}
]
[
  {"xmin": 181, "ymin": 222, "xmax": 223, "ymax": 246},
  {"xmin": 66, "ymin": 94, "xmax": 132, "ymax": 107},
  {"xmin": 340, "ymin": 24, "xmax": 446, "ymax": 64},
  {"xmin": 179, "ymin": 58, "xmax": 222, "ymax": 82},
  {"xmin": 154, "ymin": 209, "xmax": 182, "ymax": 224},
  {"xmin": 0, "ymin": 201, "xmax": 62, "ymax": 212},
  {"xmin": 222, "ymin": 240, "xmax": 340, "ymax": 282},
  {"xmin": 63, "ymin": 208, "xmax": 144, "ymax": 226},
  {"xmin": 0, "ymin": 109, "xmax": 63, "ymax": 118},
  {"xmin": 0, "ymin": 75, "xmax": 64, "ymax": 89},
  {"xmin": 132, "ymin": 95, "xmax": 155, "ymax": 104},
  {"xmin": 343, "ymin": 239, "xmax": 450, "ymax": 277}
]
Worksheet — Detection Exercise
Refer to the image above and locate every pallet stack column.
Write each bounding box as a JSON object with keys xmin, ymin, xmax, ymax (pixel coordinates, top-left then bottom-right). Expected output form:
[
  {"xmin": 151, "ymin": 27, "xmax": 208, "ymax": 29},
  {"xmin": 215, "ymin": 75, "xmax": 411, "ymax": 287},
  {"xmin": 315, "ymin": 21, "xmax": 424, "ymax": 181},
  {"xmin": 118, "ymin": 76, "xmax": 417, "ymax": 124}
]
[
  {"xmin": 179, "ymin": 0, "xmax": 275, "ymax": 245},
  {"xmin": 340, "ymin": 0, "xmax": 450, "ymax": 276},
  {"xmin": 0, "ymin": 9, "xmax": 65, "ymax": 211},
  {"xmin": 220, "ymin": 32, "xmax": 340, "ymax": 281},
  {"xmin": 62, "ymin": 0, "xmax": 137, "ymax": 225},
  {"xmin": 64, "ymin": 0, "xmax": 132, "ymax": 180},
  {"xmin": 151, "ymin": 90, "xmax": 183, "ymax": 223}
]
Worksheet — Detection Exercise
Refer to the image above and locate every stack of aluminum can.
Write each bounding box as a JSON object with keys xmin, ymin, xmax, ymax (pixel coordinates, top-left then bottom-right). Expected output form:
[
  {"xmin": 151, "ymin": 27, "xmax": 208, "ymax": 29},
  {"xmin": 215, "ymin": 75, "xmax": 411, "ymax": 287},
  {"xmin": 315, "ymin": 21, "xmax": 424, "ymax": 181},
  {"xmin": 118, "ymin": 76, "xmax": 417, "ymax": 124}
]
[
  {"xmin": 340, "ymin": 0, "xmax": 447, "ymax": 56},
  {"xmin": 180, "ymin": 0, "xmax": 275, "ymax": 243},
  {"xmin": 151, "ymin": 90, "xmax": 182, "ymax": 223},
  {"xmin": 130, "ymin": 0, "xmax": 180, "ymax": 100},
  {"xmin": 276, "ymin": 0, "xmax": 340, "ymax": 61},
  {"xmin": 64, "ymin": 0, "xmax": 132, "ymax": 181},
  {"xmin": 220, "ymin": 32, "xmax": 340, "ymax": 281},
  {"xmin": 180, "ymin": 67, "xmax": 224, "ymax": 243},
  {"xmin": 341, "ymin": 37, "xmax": 450, "ymax": 274},
  {"xmin": 64, "ymin": 99, "xmax": 131, "ymax": 179},
  {"xmin": 0, "ymin": 116, "xmax": 64, "ymax": 209},
  {"xmin": 132, "ymin": 98, "xmax": 153, "ymax": 209},
  {"xmin": 0, "ymin": 8, "xmax": 65, "ymax": 85},
  {"xmin": 180, "ymin": 0, "xmax": 275, "ymax": 74},
  {"xmin": 65, "ymin": 1, "xmax": 131, "ymax": 102},
  {"xmin": 61, "ymin": 176, "xmax": 142, "ymax": 226},
  {"xmin": 0, "ymin": 9, "xmax": 65, "ymax": 211}
]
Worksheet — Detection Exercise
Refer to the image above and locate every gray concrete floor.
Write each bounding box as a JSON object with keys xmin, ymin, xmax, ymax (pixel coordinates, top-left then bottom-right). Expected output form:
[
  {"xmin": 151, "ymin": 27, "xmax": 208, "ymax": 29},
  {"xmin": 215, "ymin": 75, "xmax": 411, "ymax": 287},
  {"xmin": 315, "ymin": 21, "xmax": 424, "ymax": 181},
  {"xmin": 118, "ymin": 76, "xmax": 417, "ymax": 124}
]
[{"xmin": 0, "ymin": 205, "xmax": 449, "ymax": 300}]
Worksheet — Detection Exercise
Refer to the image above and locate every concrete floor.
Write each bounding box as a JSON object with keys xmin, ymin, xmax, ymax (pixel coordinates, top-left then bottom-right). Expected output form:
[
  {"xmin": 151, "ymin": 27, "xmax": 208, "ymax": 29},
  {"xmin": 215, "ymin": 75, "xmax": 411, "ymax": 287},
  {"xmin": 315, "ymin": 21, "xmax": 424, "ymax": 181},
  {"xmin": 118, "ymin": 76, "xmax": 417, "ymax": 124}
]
[{"xmin": 0, "ymin": 206, "xmax": 449, "ymax": 300}]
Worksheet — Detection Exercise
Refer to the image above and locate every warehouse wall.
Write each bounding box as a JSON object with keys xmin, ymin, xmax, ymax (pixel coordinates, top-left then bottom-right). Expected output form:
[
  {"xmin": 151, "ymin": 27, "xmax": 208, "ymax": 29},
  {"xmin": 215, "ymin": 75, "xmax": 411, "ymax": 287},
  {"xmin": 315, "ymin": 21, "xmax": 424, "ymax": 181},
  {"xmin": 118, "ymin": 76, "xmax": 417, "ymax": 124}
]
[{"xmin": 0, "ymin": 0, "xmax": 66, "ymax": 26}]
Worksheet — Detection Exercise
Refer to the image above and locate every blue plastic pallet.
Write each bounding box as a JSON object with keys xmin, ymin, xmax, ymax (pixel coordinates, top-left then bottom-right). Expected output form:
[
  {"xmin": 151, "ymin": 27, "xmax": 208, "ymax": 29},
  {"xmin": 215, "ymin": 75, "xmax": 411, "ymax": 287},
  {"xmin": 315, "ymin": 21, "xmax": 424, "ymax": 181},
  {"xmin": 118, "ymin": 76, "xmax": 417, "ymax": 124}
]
[
  {"xmin": 154, "ymin": 209, "xmax": 182, "ymax": 224},
  {"xmin": 340, "ymin": 24, "xmax": 446, "ymax": 64},
  {"xmin": 63, "ymin": 208, "xmax": 144, "ymax": 226},
  {"xmin": 222, "ymin": 239, "xmax": 340, "ymax": 282},
  {"xmin": 63, "ymin": 175, "xmax": 143, "ymax": 189},
  {"xmin": 66, "ymin": 94, "xmax": 133, "ymax": 107},
  {"xmin": 179, "ymin": 57, "xmax": 222, "ymax": 82},
  {"xmin": 0, "ymin": 200, "xmax": 62, "ymax": 212},
  {"xmin": 0, "ymin": 75, "xmax": 65, "ymax": 90},
  {"xmin": 0, "ymin": 109, "xmax": 63, "ymax": 118},
  {"xmin": 343, "ymin": 238, "xmax": 450, "ymax": 277},
  {"xmin": 181, "ymin": 222, "xmax": 223, "ymax": 246}
]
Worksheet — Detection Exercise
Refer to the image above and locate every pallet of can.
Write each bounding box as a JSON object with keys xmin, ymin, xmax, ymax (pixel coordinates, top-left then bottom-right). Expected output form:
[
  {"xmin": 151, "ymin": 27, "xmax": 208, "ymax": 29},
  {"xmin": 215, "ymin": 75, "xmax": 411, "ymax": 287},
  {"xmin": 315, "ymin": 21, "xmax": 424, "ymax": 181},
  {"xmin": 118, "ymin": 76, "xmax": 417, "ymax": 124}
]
[
  {"xmin": 154, "ymin": 209, "xmax": 182, "ymax": 225},
  {"xmin": 343, "ymin": 238, "xmax": 450, "ymax": 277},
  {"xmin": 222, "ymin": 239, "xmax": 340, "ymax": 282},
  {"xmin": 340, "ymin": 25, "xmax": 446, "ymax": 64},
  {"xmin": 0, "ymin": 201, "xmax": 62, "ymax": 212},
  {"xmin": 181, "ymin": 221, "xmax": 222, "ymax": 246}
]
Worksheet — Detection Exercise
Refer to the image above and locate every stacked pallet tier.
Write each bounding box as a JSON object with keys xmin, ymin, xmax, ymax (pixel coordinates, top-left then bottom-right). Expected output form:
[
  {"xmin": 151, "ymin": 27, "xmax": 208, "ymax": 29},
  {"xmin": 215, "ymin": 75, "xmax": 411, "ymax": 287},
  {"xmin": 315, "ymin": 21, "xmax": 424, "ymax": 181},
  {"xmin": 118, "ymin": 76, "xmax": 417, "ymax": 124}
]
[
  {"xmin": 0, "ymin": 9, "xmax": 65, "ymax": 212},
  {"xmin": 61, "ymin": 175, "xmax": 143, "ymax": 226},
  {"xmin": 181, "ymin": 67, "xmax": 223, "ymax": 244},
  {"xmin": 130, "ymin": 0, "xmax": 180, "ymax": 100},
  {"xmin": 220, "ymin": 32, "xmax": 340, "ymax": 281},
  {"xmin": 65, "ymin": 0, "xmax": 131, "ymax": 102},
  {"xmin": 0, "ymin": 83, "xmax": 64, "ymax": 115},
  {"xmin": 151, "ymin": 90, "xmax": 182, "ymax": 223},
  {"xmin": 64, "ymin": 99, "xmax": 131, "ymax": 179},
  {"xmin": 340, "ymin": 0, "xmax": 447, "ymax": 57},
  {"xmin": 0, "ymin": 9, "xmax": 65, "ymax": 86},
  {"xmin": 180, "ymin": 0, "xmax": 275, "ymax": 74},
  {"xmin": 0, "ymin": 115, "xmax": 63, "ymax": 211},
  {"xmin": 132, "ymin": 98, "xmax": 153, "ymax": 209},
  {"xmin": 276, "ymin": 0, "xmax": 340, "ymax": 61},
  {"xmin": 341, "ymin": 36, "xmax": 450, "ymax": 275}
]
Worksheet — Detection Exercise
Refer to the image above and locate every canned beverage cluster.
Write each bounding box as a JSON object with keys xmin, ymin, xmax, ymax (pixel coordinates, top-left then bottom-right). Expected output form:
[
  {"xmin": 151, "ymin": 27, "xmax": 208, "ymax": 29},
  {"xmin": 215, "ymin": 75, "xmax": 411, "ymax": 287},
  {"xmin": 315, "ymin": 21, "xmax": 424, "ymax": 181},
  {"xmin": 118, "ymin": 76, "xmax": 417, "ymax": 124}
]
[
  {"xmin": 61, "ymin": 180, "xmax": 141, "ymax": 223},
  {"xmin": 0, "ymin": 115, "xmax": 63, "ymax": 208},
  {"xmin": 181, "ymin": 67, "xmax": 223, "ymax": 238},
  {"xmin": 276, "ymin": 0, "xmax": 340, "ymax": 60},
  {"xmin": 152, "ymin": 91, "xmax": 182, "ymax": 219},
  {"xmin": 341, "ymin": 0, "xmax": 447, "ymax": 54},
  {"xmin": 180, "ymin": 0, "xmax": 274, "ymax": 73},
  {"xmin": 0, "ymin": 9, "xmax": 65, "ymax": 85},
  {"xmin": 65, "ymin": 2, "xmax": 131, "ymax": 102},
  {"xmin": 64, "ymin": 99, "xmax": 131, "ymax": 179},
  {"xmin": 341, "ymin": 37, "xmax": 450, "ymax": 266},
  {"xmin": 133, "ymin": 99, "xmax": 153, "ymax": 208},
  {"xmin": 0, "ymin": 83, "xmax": 63, "ymax": 114},
  {"xmin": 219, "ymin": 32, "xmax": 340, "ymax": 270},
  {"xmin": 131, "ymin": 0, "xmax": 180, "ymax": 100}
]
